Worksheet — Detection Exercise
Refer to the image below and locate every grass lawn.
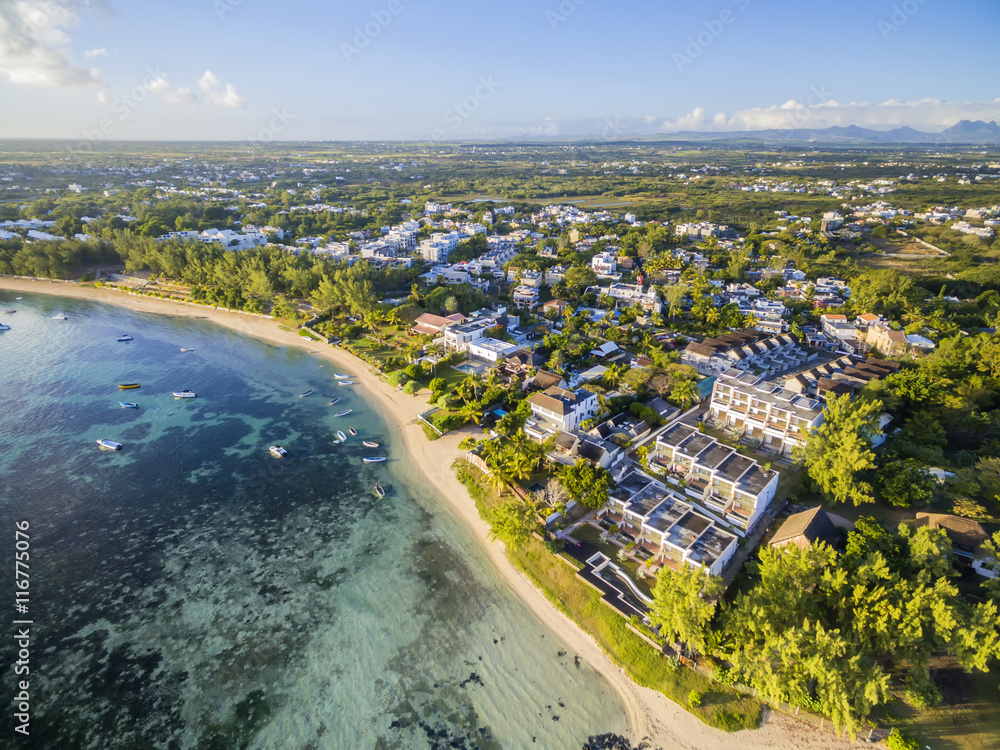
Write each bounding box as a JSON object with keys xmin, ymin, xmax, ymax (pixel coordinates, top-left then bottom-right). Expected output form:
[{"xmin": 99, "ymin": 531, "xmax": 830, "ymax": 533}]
[
  {"xmin": 453, "ymin": 461, "xmax": 763, "ymax": 732},
  {"xmin": 877, "ymin": 666, "xmax": 1000, "ymax": 750}
]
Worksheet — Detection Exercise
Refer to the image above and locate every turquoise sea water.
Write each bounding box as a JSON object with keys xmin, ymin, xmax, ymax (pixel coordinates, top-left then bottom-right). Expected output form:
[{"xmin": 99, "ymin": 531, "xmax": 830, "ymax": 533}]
[{"xmin": 0, "ymin": 292, "xmax": 627, "ymax": 748}]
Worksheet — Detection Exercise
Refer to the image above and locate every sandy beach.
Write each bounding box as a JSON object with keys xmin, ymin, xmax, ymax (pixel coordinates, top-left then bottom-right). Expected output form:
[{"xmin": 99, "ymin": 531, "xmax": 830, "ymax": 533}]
[{"xmin": 0, "ymin": 277, "xmax": 864, "ymax": 750}]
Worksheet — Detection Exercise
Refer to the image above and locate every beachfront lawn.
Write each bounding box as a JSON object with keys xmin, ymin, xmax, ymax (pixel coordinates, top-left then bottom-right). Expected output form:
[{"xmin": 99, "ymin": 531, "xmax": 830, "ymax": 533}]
[
  {"xmin": 510, "ymin": 536, "xmax": 761, "ymax": 732},
  {"xmin": 453, "ymin": 460, "xmax": 763, "ymax": 733}
]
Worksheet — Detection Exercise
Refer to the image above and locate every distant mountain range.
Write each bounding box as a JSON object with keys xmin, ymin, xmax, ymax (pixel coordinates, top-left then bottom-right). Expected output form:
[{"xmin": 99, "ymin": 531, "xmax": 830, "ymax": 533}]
[{"xmin": 634, "ymin": 120, "xmax": 1000, "ymax": 145}]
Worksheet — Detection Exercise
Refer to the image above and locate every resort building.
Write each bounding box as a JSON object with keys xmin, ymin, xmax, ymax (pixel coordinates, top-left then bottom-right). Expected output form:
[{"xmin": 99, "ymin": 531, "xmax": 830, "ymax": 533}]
[
  {"xmin": 602, "ymin": 469, "xmax": 738, "ymax": 576},
  {"xmin": 707, "ymin": 370, "xmax": 825, "ymax": 457},
  {"xmin": 648, "ymin": 422, "xmax": 780, "ymax": 532}
]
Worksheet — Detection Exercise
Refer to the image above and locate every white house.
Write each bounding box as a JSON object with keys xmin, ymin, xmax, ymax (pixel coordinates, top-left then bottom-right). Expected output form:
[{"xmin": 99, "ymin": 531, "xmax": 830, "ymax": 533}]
[
  {"xmin": 527, "ymin": 386, "xmax": 599, "ymax": 432},
  {"xmin": 592, "ymin": 251, "xmax": 617, "ymax": 276},
  {"xmin": 468, "ymin": 337, "xmax": 519, "ymax": 363}
]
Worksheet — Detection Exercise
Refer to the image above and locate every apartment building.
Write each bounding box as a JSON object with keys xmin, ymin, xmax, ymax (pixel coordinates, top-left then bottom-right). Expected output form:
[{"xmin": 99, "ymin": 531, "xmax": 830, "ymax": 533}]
[
  {"xmin": 649, "ymin": 422, "xmax": 779, "ymax": 532},
  {"xmin": 603, "ymin": 469, "xmax": 738, "ymax": 576},
  {"xmin": 708, "ymin": 371, "xmax": 825, "ymax": 458},
  {"xmin": 512, "ymin": 285, "xmax": 540, "ymax": 310}
]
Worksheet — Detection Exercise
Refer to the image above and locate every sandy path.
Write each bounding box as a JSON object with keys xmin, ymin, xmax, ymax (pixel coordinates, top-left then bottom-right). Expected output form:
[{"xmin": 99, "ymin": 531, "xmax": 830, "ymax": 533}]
[{"xmin": 0, "ymin": 278, "xmax": 866, "ymax": 749}]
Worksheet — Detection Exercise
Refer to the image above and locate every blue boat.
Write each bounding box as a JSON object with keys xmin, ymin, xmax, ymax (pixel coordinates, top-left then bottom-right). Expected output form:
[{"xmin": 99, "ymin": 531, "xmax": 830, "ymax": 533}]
[{"xmin": 120, "ymin": 402, "xmax": 139, "ymax": 409}]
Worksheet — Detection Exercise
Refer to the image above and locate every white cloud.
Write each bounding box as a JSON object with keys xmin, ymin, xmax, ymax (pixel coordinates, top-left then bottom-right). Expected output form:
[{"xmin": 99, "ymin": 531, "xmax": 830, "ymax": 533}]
[
  {"xmin": 659, "ymin": 98, "xmax": 1000, "ymax": 133},
  {"xmin": 197, "ymin": 69, "xmax": 246, "ymax": 108},
  {"xmin": 146, "ymin": 73, "xmax": 197, "ymax": 105},
  {"xmin": 0, "ymin": 0, "xmax": 102, "ymax": 87},
  {"xmin": 83, "ymin": 47, "xmax": 107, "ymax": 59}
]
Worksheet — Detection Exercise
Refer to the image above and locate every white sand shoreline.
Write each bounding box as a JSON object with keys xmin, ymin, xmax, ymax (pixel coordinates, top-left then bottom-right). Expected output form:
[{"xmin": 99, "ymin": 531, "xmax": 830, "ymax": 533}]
[{"xmin": 0, "ymin": 277, "xmax": 862, "ymax": 750}]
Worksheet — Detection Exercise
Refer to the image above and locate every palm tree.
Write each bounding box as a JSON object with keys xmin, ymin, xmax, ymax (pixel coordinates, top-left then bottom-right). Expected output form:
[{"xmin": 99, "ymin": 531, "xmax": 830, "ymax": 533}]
[
  {"xmin": 671, "ymin": 379, "xmax": 700, "ymax": 409},
  {"xmin": 459, "ymin": 402, "xmax": 484, "ymax": 426},
  {"xmin": 604, "ymin": 363, "xmax": 626, "ymax": 389},
  {"xmin": 595, "ymin": 395, "xmax": 612, "ymax": 421},
  {"xmin": 706, "ymin": 307, "xmax": 720, "ymax": 326}
]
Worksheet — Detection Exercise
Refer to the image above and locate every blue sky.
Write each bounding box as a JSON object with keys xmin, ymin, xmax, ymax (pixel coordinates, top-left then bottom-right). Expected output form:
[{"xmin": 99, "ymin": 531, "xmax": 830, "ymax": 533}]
[{"xmin": 1, "ymin": 0, "xmax": 998, "ymax": 141}]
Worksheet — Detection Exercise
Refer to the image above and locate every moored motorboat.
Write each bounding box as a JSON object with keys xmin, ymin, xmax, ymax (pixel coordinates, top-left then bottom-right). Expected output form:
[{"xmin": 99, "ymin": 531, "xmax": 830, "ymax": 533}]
[
  {"xmin": 52, "ymin": 313, "xmax": 67, "ymax": 320},
  {"xmin": 118, "ymin": 383, "xmax": 141, "ymax": 390},
  {"xmin": 337, "ymin": 430, "xmax": 347, "ymax": 441},
  {"xmin": 180, "ymin": 348, "xmax": 194, "ymax": 352},
  {"xmin": 0, "ymin": 322, "xmax": 9, "ymax": 331},
  {"xmin": 173, "ymin": 390, "xmax": 197, "ymax": 398},
  {"xmin": 375, "ymin": 484, "xmax": 386, "ymax": 498},
  {"xmin": 96, "ymin": 439, "xmax": 122, "ymax": 451},
  {"xmin": 362, "ymin": 456, "xmax": 386, "ymax": 463},
  {"xmin": 120, "ymin": 402, "xmax": 139, "ymax": 409},
  {"xmin": 2, "ymin": 308, "xmax": 15, "ymax": 314},
  {"xmin": 334, "ymin": 373, "xmax": 350, "ymax": 379},
  {"xmin": 269, "ymin": 445, "xmax": 287, "ymax": 458},
  {"xmin": 334, "ymin": 409, "xmax": 352, "ymax": 417},
  {"xmin": 116, "ymin": 334, "xmax": 134, "ymax": 342},
  {"xmin": 299, "ymin": 389, "xmax": 314, "ymax": 397},
  {"xmin": 349, "ymin": 426, "xmax": 357, "ymax": 436},
  {"xmin": 362, "ymin": 440, "xmax": 379, "ymax": 448},
  {"xmin": 337, "ymin": 381, "xmax": 354, "ymax": 386},
  {"xmin": 328, "ymin": 398, "xmax": 341, "ymax": 406}
]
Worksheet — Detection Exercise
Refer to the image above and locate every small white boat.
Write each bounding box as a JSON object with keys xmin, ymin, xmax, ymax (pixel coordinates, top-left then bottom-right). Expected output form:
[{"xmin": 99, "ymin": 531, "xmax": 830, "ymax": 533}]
[
  {"xmin": 96, "ymin": 439, "xmax": 122, "ymax": 451},
  {"xmin": 299, "ymin": 389, "xmax": 314, "ymax": 398},
  {"xmin": 334, "ymin": 409, "xmax": 352, "ymax": 417},
  {"xmin": 362, "ymin": 456, "xmax": 386, "ymax": 463},
  {"xmin": 337, "ymin": 430, "xmax": 347, "ymax": 441},
  {"xmin": 375, "ymin": 484, "xmax": 386, "ymax": 498},
  {"xmin": 362, "ymin": 440, "xmax": 379, "ymax": 448},
  {"xmin": 120, "ymin": 402, "xmax": 138, "ymax": 409},
  {"xmin": 0, "ymin": 323, "xmax": 9, "ymax": 331},
  {"xmin": 334, "ymin": 373, "xmax": 350, "ymax": 379},
  {"xmin": 337, "ymin": 381, "xmax": 354, "ymax": 386},
  {"xmin": 328, "ymin": 398, "xmax": 341, "ymax": 406},
  {"xmin": 349, "ymin": 426, "xmax": 357, "ymax": 436},
  {"xmin": 52, "ymin": 313, "xmax": 68, "ymax": 320},
  {"xmin": 173, "ymin": 390, "xmax": 197, "ymax": 399},
  {"xmin": 180, "ymin": 348, "xmax": 194, "ymax": 352},
  {"xmin": 116, "ymin": 334, "xmax": 134, "ymax": 342},
  {"xmin": 269, "ymin": 445, "xmax": 287, "ymax": 458},
  {"xmin": 14, "ymin": 297, "xmax": 21, "ymax": 300}
]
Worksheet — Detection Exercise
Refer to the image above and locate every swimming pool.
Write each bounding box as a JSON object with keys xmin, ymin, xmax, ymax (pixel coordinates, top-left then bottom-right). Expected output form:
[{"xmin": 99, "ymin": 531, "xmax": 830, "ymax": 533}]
[{"xmin": 453, "ymin": 363, "xmax": 478, "ymax": 374}]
